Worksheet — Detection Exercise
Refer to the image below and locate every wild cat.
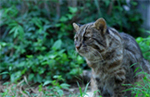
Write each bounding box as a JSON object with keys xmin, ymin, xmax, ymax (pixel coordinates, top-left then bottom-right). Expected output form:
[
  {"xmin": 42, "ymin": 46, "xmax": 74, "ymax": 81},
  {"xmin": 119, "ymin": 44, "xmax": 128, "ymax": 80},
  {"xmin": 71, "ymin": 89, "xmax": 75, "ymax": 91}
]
[{"xmin": 73, "ymin": 18, "xmax": 150, "ymax": 97}]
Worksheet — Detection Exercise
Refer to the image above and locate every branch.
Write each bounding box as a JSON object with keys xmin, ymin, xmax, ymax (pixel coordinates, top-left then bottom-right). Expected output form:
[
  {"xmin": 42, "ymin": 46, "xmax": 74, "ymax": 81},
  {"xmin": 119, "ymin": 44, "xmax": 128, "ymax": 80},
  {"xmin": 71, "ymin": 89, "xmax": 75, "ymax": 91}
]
[{"xmin": 107, "ymin": 0, "xmax": 115, "ymax": 15}]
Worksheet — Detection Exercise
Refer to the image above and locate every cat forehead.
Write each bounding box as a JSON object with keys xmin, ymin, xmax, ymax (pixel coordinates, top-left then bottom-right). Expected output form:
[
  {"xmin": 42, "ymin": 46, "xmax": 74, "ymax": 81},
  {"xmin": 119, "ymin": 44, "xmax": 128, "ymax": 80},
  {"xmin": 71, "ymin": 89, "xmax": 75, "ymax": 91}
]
[{"xmin": 76, "ymin": 23, "xmax": 93, "ymax": 36}]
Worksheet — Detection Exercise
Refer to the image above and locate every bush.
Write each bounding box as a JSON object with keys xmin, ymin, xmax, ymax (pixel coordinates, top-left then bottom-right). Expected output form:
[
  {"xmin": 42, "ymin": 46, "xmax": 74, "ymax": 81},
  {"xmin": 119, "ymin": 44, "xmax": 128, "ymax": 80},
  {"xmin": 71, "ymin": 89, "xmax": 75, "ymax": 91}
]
[
  {"xmin": 0, "ymin": 0, "xmax": 84, "ymax": 83},
  {"xmin": 0, "ymin": 0, "xmax": 148, "ymax": 85},
  {"xmin": 136, "ymin": 34, "xmax": 150, "ymax": 61}
]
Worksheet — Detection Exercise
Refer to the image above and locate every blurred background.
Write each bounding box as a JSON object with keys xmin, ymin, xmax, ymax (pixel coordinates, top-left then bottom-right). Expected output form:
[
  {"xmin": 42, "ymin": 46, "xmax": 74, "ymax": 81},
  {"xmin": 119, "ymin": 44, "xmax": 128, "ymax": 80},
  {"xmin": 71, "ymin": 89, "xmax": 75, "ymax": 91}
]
[{"xmin": 0, "ymin": 0, "xmax": 150, "ymax": 96}]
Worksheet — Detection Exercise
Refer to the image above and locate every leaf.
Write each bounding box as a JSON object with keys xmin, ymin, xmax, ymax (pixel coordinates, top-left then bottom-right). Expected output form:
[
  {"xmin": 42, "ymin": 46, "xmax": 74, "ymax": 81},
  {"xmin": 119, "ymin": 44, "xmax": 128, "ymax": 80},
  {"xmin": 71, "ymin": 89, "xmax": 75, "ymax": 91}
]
[
  {"xmin": 26, "ymin": 55, "xmax": 33, "ymax": 58},
  {"xmin": 134, "ymin": 67, "xmax": 139, "ymax": 73},
  {"xmin": 57, "ymin": 89, "xmax": 64, "ymax": 96},
  {"xmin": 146, "ymin": 94, "xmax": 150, "ymax": 97},
  {"xmin": 103, "ymin": 0, "xmax": 110, "ymax": 6},
  {"xmin": 60, "ymin": 16, "xmax": 68, "ymax": 22},
  {"xmin": 77, "ymin": 56, "xmax": 84, "ymax": 64},
  {"xmin": 0, "ymin": 72, "xmax": 9, "ymax": 75},
  {"xmin": 18, "ymin": 25, "xmax": 24, "ymax": 39},
  {"xmin": 84, "ymin": 82, "xmax": 90, "ymax": 93},
  {"xmin": 43, "ymin": 80, "xmax": 52, "ymax": 86},
  {"xmin": 135, "ymin": 91, "xmax": 139, "ymax": 97},
  {"xmin": 35, "ymin": 74, "xmax": 42, "ymax": 83},
  {"xmin": 38, "ymin": 84, "xmax": 42, "ymax": 92},
  {"xmin": 57, "ymin": 49, "xmax": 65, "ymax": 55},
  {"xmin": 32, "ymin": 18, "xmax": 42, "ymax": 28},
  {"xmin": 28, "ymin": 73, "xmax": 34, "ymax": 81},
  {"xmin": 0, "ymin": 42, "xmax": 7, "ymax": 46},
  {"xmin": 69, "ymin": 7, "xmax": 77, "ymax": 14},
  {"xmin": 67, "ymin": 14, "xmax": 74, "ymax": 20},
  {"xmin": 9, "ymin": 26, "xmax": 17, "ymax": 34},
  {"xmin": 146, "ymin": 30, "xmax": 150, "ymax": 34},
  {"xmin": 77, "ymin": 82, "xmax": 83, "ymax": 96},
  {"xmin": 69, "ymin": 69, "xmax": 79, "ymax": 75},
  {"xmin": 131, "ymin": 1, "xmax": 138, "ymax": 6},
  {"xmin": 130, "ymin": 63, "xmax": 137, "ymax": 68},
  {"xmin": 52, "ymin": 39, "xmax": 62, "ymax": 50},
  {"xmin": 9, "ymin": 25, "xmax": 24, "ymax": 38},
  {"xmin": 10, "ymin": 71, "xmax": 22, "ymax": 82},
  {"xmin": 43, "ymin": 25, "xmax": 52, "ymax": 31},
  {"xmin": 136, "ymin": 37, "xmax": 143, "ymax": 43},
  {"xmin": 14, "ymin": 26, "xmax": 19, "ymax": 38},
  {"xmin": 53, "ymin": 75, "xmax": 61, "ymax": 79},
  {"xmin": 48, "ymin": 54, "xmax": 56, "ymax": 59},
  {"xmin": 60, "ymin": 83, "xmax": 70, "ymax": 89}
]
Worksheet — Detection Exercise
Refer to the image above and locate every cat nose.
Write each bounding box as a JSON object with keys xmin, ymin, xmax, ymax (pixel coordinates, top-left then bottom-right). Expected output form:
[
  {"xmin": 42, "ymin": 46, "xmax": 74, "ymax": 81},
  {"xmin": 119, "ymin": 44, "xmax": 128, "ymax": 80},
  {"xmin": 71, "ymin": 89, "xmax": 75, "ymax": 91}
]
[
  {"xmin": 76, "ymin": 46, "xmax": 80, "ymax": 49},
  {"xmin": 75, "ymin": 44, "xmax": 81, "ymax": 49}
]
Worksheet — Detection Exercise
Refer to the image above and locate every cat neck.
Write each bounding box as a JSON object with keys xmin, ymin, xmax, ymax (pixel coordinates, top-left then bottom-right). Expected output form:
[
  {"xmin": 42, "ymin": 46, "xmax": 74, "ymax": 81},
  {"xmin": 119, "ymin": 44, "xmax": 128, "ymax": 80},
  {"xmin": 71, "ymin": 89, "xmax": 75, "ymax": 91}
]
[{"xmin": 86, "ymin": 58, "xmax": 106, "ymax": 69}]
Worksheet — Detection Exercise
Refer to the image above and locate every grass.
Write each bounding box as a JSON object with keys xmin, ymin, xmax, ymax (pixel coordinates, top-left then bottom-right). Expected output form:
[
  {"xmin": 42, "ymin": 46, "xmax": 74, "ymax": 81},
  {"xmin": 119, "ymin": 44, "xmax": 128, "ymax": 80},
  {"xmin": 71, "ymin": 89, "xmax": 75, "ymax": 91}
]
[
  {"xmin": 123, "ymin": 71, "xmax": 150, "ymax": 97},
  {"xmin": 0, "ymin": 81, "xmax": 90, "ymax": 97},
  {"xmin": 1, "ymin": 71, "xmax": 150, "ymax": 97},
  {"xmin": 77, "ymin": 81, "xmax": 90, "ymax": 97}
]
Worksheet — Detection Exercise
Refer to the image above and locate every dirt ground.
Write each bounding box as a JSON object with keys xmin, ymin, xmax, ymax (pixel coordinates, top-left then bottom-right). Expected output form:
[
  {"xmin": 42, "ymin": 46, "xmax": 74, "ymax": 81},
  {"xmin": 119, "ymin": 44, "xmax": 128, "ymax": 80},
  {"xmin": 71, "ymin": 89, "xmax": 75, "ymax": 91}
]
[
  {"xmin": 0, "ymin": 70, "xmax": 92, "ymax": 97},
  {"xmin": 0, "ymin": 81, "xmax": 91, "ymax": 97}
]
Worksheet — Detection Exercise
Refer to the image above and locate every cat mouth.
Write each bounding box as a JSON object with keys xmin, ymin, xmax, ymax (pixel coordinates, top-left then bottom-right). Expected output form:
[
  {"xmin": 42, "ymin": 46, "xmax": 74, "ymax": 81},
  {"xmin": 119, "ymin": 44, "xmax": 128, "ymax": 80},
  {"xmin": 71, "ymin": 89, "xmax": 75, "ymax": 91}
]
[
  {"xmin": 76, "ymin": 49, "xmax": 86, "ymax": 55},
  {"xmin": 76, "ymin": 47, "xmax": 94, "ymax": 58},
  {"xmin": 76, "ymin": 46, "xmax": 88, "ymax": 54},
  {"xmin": 77, "ymin": 47, "xmax": 103, "ymax": 59}
]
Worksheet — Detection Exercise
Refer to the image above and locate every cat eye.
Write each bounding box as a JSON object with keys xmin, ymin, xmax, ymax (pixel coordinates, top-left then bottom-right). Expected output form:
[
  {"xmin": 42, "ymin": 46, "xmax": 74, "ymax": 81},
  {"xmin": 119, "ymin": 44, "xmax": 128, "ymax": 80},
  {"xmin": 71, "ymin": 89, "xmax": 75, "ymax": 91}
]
[
  {"xmin": 84, "ymin": 36, "xmax": 90, "ymax": 41},
  {"xmin": 74, "ymin": 36, "xmax": 78, "ymax": 40}
]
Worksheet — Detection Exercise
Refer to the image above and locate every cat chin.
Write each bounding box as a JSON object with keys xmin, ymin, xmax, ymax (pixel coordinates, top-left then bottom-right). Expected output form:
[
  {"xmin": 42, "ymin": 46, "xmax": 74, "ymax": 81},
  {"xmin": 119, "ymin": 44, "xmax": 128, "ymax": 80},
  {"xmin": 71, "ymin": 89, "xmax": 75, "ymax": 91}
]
[
  {"xmin": 78, "ymin": 52, "xmax": 89, "ymax": 58},
  {"xmin": 76, "ymin": 49, "xmax": 89, "ymax": 55},
  {"xmin": 80, "ymin": 53, "xmax": 94, "ymax": 60},
  {"xmin": 77, "ymin": 48, "xmax": 98, "ymax": 59}
]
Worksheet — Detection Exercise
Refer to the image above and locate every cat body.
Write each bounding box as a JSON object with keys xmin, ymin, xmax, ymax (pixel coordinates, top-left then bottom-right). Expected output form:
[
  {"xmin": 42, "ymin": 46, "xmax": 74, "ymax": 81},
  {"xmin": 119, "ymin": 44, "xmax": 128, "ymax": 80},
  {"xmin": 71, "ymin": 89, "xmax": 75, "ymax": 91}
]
[{"xmin": 73, "ymin": 18, "xmax": 150, "ymax": 97}]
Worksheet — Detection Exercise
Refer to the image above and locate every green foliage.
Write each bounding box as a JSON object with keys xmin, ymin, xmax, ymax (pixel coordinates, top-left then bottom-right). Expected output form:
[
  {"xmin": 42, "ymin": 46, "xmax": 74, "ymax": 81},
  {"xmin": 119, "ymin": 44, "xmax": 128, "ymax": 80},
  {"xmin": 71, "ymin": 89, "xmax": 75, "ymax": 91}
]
[
  {"xmin": 77, "ymin": 82, "xmax": 91, "ymax": 97},
  {"xmin": 124, "ymin": 34, "xmax": 150, "ymax": 96},
  {"xmin": 41, "ymin": 75, "xmax": 70, "ymax": 97},
  {"xmin": 136, "ymin": 35, "xmax": 150, "ymax": 61},
  {"xmin": 123, "ymin": 72, "xmax": 150, "ymax": 97},
  {"xmin": 0, "ymin": 76, "xmax": 70, "ymax": 97},
  {"xmin": 73, "ymin": 0, "xmax": 143, "ymax": 36},
  {"xmin": 0, "ymin": 0, "xmax": 83, "ymax": 84},
  {"xmin": 0, "ymin": 0, "xmax": 149, "ymax": 96}
]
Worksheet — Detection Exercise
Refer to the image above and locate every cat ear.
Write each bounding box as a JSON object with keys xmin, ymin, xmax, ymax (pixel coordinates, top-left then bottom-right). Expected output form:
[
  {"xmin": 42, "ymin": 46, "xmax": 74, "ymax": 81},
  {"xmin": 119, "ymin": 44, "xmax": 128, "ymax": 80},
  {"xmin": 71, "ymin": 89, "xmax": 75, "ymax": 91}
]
[
  {"xmin": 73, "ymin": 23, "xmax": 79, "ymax": 32},
  {"xmin": 92, "ymin": 18, "xmax": 107, "ymax": 34}
]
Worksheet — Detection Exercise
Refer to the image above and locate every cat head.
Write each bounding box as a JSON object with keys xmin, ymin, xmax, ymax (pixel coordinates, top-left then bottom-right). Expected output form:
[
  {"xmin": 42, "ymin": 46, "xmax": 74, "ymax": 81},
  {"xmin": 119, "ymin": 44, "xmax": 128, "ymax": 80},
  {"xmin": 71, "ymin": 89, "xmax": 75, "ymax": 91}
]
[{"xmin": 73, "ymin": 18, "xmax": 107, "ymax": 59}]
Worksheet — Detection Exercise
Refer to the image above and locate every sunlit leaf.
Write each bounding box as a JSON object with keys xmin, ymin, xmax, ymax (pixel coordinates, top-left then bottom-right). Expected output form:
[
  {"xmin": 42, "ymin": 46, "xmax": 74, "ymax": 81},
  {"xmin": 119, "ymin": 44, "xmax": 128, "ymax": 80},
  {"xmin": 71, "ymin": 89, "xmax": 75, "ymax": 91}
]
[
  {"xmin": 28, "ymin": 74, "xmax": 34, "ymax": 81},
  {"xmin": 60, "ymin": 16, "xmax": 68, "ymax": 22},
  {"xmin": 43, "ymin": 80, "xmax": 52, "ymax": 86},
  {"xmin": 52, "ymin": 39, "xmax": 62, "ymax": 50},
  {"xmin": 57, "ymin": 89, "xmax": 64, "ymax": 96},
  {"xmin": 10, "ymin": 71, "xmax": 22, "ymax": 82},
  {"xmin": 60, "ymin": 83, "xmax": 70, "ymax": 89},
  {"xmin": 146, "ymin": 30, "xmax": 150, "ymax": 34},
  {"xmin": 68, "ymin": 7, "xmax": 77, "ymax": 14}
]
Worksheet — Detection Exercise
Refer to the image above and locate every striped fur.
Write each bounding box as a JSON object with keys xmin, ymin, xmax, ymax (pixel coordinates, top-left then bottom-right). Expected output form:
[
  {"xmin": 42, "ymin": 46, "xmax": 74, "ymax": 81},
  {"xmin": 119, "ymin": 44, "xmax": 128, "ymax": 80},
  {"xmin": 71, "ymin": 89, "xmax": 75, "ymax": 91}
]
[{"xmin": 73, "ymin": 18, "xmax": 150, "ymax": 97}]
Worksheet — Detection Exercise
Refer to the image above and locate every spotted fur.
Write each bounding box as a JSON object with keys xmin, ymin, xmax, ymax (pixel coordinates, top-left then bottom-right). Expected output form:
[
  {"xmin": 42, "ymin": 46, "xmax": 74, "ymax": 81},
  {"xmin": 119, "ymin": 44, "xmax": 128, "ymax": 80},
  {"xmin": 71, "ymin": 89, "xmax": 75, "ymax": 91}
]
[{"xmin": 73, "ymin": 18, "xmax": 150, "ymax": 97}]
